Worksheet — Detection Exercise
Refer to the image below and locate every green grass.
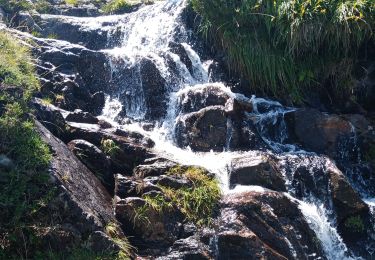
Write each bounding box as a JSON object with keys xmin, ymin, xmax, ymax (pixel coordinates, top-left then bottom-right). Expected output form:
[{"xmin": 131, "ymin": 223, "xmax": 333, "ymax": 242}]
[
  {"xmin": 101, "ymin": 0, "xmax": 140, "ymax": 14},
  {"xmin": 135, "ymin": 166, "xmax": 221, "ymax": 227},
  {"xmin": 344, "ymin": 215, "xmax": 365, "ymax": 233},
  {"xmin": 0, "ymin": 32, "xmax": 39, "ymax": 97},
  {"xmin": 101, "ymin": 138, "xmax": 121, "ymax": 157},
  {"xmin": 191, "ymin": 0, "xmax": 375, "ymax": 102}
]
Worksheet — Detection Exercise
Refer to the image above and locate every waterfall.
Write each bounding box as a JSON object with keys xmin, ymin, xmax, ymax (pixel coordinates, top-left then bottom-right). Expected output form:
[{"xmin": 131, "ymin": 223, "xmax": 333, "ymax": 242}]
[{"xmin": 72, "ymin": 0, "xmax": 374, "ymax": 258}]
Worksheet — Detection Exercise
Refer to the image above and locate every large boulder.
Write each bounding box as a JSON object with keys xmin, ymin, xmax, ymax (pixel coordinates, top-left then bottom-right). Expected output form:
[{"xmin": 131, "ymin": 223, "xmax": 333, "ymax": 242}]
[
  {"xmin": 175, "ymin": 106, "xmax": 227, "ymax": 152},
  {"xmin": 229, "ymin": 155, "xmax": 286, "ymax": 191},
  {"xmin": 286, "ymin": 108, "xmax": 353, "ymax": 158},
  {"xmin": 217, "ymin": 191, "xmax": 325, "ymax": 259}
]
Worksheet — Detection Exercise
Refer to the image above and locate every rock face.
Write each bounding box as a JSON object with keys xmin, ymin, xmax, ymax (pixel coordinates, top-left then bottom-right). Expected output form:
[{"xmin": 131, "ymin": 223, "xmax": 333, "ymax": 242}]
[
  {"xmin": 34, "ymin": 120, "xmax": 126, "ymax": 254},
  {"xmin": 229, "ymin": 155, "xmax": 286, "ymax": 191},
  {"xmin": 175, "ymin": 84, "xmax": 264, "ymax": 152},
  {"xmin": 286, "ymin": 108, "xmax": 353, "ymax": 158},
  {"xmin": 139, "ymin": 57, "xmax": 168, "ymax": 120},
  {"xmin": 217, "ymin": 191, "xmax": 325, "ymax": 259}
]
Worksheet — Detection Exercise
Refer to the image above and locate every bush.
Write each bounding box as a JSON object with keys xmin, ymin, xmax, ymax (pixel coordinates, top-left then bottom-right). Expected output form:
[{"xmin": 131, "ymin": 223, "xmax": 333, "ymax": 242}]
[{"xmin": 191, "ymin": 0, "xmax": 375, "ymax": 102}]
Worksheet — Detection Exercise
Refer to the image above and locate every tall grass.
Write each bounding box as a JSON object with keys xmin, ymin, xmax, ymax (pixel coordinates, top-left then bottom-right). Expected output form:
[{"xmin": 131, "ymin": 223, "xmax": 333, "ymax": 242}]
[{"xmin": 191, "ymin": 0, "xmax": 375, "ymax": 102}]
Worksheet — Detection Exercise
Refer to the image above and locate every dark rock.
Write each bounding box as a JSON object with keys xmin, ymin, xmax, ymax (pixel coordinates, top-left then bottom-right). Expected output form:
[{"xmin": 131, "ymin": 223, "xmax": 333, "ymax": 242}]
[
  {"xmin": 78, "ymin": 50, "xmax": 112, "ymax": 92},
  {"xmin": 98, "ymin": 119, "xmax": 113, "ymax": 129},
  {"xmin": 286, "ymin": 108, "xmax": 353, "ymax": 158},
  {"xmin": 157, "ymin": 175, "xmax": 192, "ymax": 189},
  {"xmin": 91, "ymin": 91, "xmax": 105, "ymax": 114},
  {"xmin": 65, "ymin": 109, "xmax": 99, "ymax": 124},
  {"xmin": 38, "ymin": 224, "xmax": 82, "ymax": 252},
  {"xmin": 67, "ymin": 139, "xmax": 113, "ymax": 192},
  {"xmin": 115, "ymin": 174, "xmax": 139, "ymax": 198},
  {"xmin": 177, "ymin": 84, "xmax": 231, "ymax": 114},
  {"xmin": 115, "ymin": 197, "xmax": 183, "ymax": 248},
  {"xmin": 139, "ymin": 57, "xmax": 167, "ymax": 120},
  {"xmin": 134, "ymin": 159, "xmax": 178, "ymax": 178},
  {"xmin": 229, "ymin": 155, "xmax": 286, "ymax": 191},
  {"xmin": 87, "ymin": 231, "xmax": 122, "ymax": 254},
  {"xmin": 32, "ymin": 98, "xmax": 67, "ymax": 139},
  {"xmin": 217, "ymin": 191, "xmax": 325, "ymax": 259},
  {"xmin": 36, "ymin": 15, "xmax": 109, "ymax": 50},
  {"xmin": 169, "ymin": 42, "xmax": 193, "ymax": 76},
  {"xmin": 158, "ymin": 236, "xmax": 212, "ymax": 260},
  {"xmin": 176, "ymin": 106, "xmax": 227, "ymax": 152}
]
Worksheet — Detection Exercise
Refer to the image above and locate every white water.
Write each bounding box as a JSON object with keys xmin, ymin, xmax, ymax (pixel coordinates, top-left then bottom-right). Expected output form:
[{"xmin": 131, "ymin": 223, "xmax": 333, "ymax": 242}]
[{"xmin": 93, "ymin": 0, "xmax": 364, "ymax": 258}]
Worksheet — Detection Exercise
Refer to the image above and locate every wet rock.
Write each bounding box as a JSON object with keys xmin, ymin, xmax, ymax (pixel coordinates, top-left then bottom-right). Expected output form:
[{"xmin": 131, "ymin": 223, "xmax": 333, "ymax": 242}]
[
  {"xmin": 329, "ymin": 167, "xmax": 369, "ymax": 236},
  {"xmin": 115, "ymin": 197, "xmax": 183, "ymax": 248},
  {"xmin": 78, "ymin": 49, "xmax": 112, "ymax": 92},
  {"xmin": 67, "ymin": 139, "xmax": 113, "ymax": 191},
  {"xmin": 286, "ymin": 108, "xmax": 353, "ymax": 158},
  {"xmin": 98, "ymin": 119, "xmax": 113, "ymax": 129},
  {"xmin": 217, "ymin": 191, "xmax": 325, "ymax": 259},
  {"xmin": 32, "ymin": 98, "xmax": 67, "ymax": 139},
  {"xmin": 14, "ymin": 11, "xmax": 42, "ymax": 32},
  {"xmin": 229, "ymin": 155, "xmax": 286, "ymax": 191},
  {"xmin": 90, "ymin": 91, "xmax": 106, "ymax": 114},
  {"xmin": 134, "ymin": 159, "xmax": 178, "ymax": 178},
  {"xmin": 158, "ymin": 236, "xmax": 212, "ymax": 260},
  {"xmin": 177, "ymin": 84, "xmax": 231, "ymax": 114},
  {"xmin": 65, "ymin": 109, "xmax": 99, "ymax": 124},
  {"xmin": 176, "ymin": 106, "xmax": 227, "ymax": 152},
  {"xmin": 139, "ymin": 57, "xmax": 168, "ymax": 120},
  {"xmin": 169, "ymin": 42, "xmax": 193, "ymax": 76},
  {"xmin": 157, "ymin": 175, "xmax": 192, "ymax": 189},
  {"xmin": 36, "ymin": 15, "xmax": 109, "ymax": 50},
  {"xmin": 114, "ymin": 174, "xmax": 163, "ymax": 199}
]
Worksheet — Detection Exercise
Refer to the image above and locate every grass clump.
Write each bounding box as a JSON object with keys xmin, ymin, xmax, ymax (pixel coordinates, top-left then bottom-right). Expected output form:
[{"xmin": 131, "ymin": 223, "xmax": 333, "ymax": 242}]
[
  {"xmin": 0, "ymin": 32, "xmax": 39, "ymax": 96},
  {"xmin": 101, "ymin": 0, "xmax": 140, "ymax": 14},
  {"xmin": 101, "ymin": 138, "xmax": 121, "ymax": 157},
  {"xmin": 344, "ymin": 215, "xmax": 365, "ymax": 233},
  {"xmin": 136, "ymin": 166, "xmax": 221, "ymax": 227},
  {"xmin": 191, "ymin": 0, "xmax": 375, "ymax": 102}
]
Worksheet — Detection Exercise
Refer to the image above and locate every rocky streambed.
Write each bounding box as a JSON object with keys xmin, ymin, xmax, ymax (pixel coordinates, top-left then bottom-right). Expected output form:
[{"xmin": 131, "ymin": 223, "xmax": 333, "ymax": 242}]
[{"xmin": 1, "ymin": 0, "xmax": 375, "ymax": 259}]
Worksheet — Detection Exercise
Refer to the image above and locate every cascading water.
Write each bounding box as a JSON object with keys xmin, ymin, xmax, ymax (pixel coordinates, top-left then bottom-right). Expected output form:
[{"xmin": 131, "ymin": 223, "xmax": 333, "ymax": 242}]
[{"xmin": 85, "ymin": 0, "xmax": 373, "ymax": 258}]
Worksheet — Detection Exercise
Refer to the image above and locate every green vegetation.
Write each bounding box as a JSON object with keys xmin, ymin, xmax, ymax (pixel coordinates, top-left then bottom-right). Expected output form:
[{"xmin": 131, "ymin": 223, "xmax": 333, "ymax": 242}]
[
  {"xmin": 65, "ymin": 0, "xmax": 79, "ymax": 6},
  {"xmin": 344, "ymin": 215, "xmax": 365, "ymax": 233},
  {"xmin": 0, "ymin": 31, "xmax": 53, "ymax": 258},
  {"xmin": 101, "ymin": 138, "xmax": 121, "ymax": 157},
  {"xmin": 102, "ymin": 0, "xmax": 143, "ymax": 14},
  {"xmin": 105, "ymin": 222, "xmax": 133, "ymax": 259},
  {"xmin": 135, "ymin": 166, "xmax": 221, "ymax": 226},
  {"xmin": 191, "ymin": 0, "xmax": 375, "ymax": 102}
]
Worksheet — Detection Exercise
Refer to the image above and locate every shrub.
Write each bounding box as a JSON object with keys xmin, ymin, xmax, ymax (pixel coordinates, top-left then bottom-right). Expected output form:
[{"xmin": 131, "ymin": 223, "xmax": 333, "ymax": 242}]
[{"xmin": 191, "ymin": 0, "xmax": 375, "ymax": 102}]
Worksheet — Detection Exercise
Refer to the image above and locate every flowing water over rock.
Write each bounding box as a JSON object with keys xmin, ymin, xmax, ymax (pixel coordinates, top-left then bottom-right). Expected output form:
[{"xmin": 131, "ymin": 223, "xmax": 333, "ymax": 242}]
[{"xmin": 23, "ymin": 0, "xmax": 375, "ymax": 258}]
